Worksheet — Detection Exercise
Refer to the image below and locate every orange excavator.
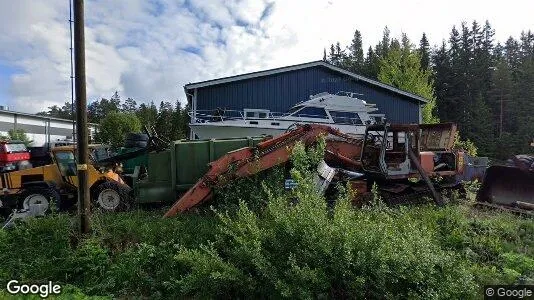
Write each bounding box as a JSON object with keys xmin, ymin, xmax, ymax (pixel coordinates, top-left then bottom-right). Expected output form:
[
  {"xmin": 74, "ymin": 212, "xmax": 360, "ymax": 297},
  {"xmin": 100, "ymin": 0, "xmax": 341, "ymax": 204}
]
[
  {"xmin": 165, "ymin": 123, "xmax": 465, "ymax": 217},
  {"xmin": 164, "ymin": 124, "xmax": 363, "ymax": 217}
]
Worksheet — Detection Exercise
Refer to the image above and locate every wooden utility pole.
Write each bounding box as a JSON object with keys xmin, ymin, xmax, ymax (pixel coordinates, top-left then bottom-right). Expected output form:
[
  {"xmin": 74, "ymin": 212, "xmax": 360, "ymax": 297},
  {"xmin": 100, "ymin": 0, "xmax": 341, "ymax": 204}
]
[{"xmin": 73, "ymin": 0, "xmax": 90, "ymax": 233}]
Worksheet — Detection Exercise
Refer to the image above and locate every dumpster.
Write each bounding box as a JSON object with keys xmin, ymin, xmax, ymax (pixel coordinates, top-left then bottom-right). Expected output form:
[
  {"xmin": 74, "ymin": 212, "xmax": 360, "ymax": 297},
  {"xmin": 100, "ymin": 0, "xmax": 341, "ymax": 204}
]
[
  {"xmin": 132, "ymin": 136, "xmax": 265, "ymax": 203},
  {"xmin": 457, "ymin": 155, "xmax": 488, "ymax": 182},
  {"xmin": 118, "ymin": 147, "xmax": 149, "ymax": 174}
]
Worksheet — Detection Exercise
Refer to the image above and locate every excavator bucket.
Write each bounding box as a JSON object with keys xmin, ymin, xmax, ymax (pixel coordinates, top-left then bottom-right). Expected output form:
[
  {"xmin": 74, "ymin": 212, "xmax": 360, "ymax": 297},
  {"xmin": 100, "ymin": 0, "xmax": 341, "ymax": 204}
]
[{"xmin": 477, "ymin": 165, "xmax": 534, "ymax": 206}]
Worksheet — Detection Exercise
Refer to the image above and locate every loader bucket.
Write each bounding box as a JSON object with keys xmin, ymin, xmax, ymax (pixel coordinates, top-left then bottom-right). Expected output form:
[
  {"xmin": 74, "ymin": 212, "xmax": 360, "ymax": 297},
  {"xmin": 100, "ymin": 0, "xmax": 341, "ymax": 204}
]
[{"xmin": 477, "ymin": 165, "xmax": 534, "ymax": 206}]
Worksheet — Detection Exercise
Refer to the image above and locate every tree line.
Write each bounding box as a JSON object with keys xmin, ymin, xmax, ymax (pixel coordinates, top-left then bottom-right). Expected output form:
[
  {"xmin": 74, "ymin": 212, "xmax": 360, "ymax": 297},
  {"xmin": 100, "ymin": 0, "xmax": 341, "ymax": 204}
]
[
  {"xmin": 325, "ymin": 21, "xmax": 534, "ymax": 159},
  {"xmin": 37, "ymin": 92, "xmax": 190, "ymax": 148}
]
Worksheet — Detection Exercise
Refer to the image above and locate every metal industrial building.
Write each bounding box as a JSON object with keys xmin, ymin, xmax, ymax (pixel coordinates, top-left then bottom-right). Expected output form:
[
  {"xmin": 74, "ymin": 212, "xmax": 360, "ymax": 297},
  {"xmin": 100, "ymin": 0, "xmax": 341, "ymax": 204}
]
[
  {"xmin": 0, "ymin": 107, "xmax": 97, "ymax": 146},
  {"xmin": 184, "ymin": 60, "xmax": 428, "ymax": 138}
]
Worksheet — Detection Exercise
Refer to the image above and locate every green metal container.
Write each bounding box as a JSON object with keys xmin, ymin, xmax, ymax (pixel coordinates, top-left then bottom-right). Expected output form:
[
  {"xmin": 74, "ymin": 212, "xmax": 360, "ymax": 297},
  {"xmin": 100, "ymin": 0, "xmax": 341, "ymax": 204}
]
[
  {"xmin": 134, "ymin": 136, "xmax": 265, "ymax": 203},
  {"xmin": 118, "ymin": 147, "xmax": 149, "ymax": 174}
]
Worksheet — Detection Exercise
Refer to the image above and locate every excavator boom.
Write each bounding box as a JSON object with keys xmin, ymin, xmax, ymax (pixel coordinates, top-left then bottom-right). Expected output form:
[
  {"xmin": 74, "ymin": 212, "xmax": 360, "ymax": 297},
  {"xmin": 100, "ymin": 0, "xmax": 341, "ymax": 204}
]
[{"xmin": 164, "ymin": 124, "xmax": 362, "ymax": 217}]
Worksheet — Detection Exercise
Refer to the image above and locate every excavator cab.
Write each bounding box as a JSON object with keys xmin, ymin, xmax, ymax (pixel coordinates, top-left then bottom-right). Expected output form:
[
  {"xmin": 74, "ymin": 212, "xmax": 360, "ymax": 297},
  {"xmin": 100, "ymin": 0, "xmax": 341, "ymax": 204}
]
[
  {"xmin": 361, "ymin": 124, "xmax": 419, "ymax": 179},
  {"xmin": 361, "ymin": 123, "xmax": 459, "ymax": 180}
]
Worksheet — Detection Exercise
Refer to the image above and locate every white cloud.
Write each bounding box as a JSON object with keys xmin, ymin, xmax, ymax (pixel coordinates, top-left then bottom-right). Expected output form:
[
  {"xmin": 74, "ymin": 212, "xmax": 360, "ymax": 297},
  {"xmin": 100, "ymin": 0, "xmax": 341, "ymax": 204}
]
[{"xmin": 0, "ymin": 0, "xmax": 534, "ymax": 113}]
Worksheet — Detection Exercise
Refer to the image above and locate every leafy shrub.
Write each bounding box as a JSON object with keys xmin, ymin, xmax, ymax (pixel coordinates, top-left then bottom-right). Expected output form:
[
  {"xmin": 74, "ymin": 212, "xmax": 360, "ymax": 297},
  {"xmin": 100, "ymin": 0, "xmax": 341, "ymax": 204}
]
[
  {"xmin": 454, "ymin": 132, "xmax": 478, "ymax": 156},
  {"xmin": 174, "ymin": 143, "xmax": 478, "ymax": 299},
  {"xmin": 1, "ymin": 140, "xmax": 532, "ymax": 298},
  {"xmin": 97, "ymin": 112, "xmax": 141, "ymax": 148}
]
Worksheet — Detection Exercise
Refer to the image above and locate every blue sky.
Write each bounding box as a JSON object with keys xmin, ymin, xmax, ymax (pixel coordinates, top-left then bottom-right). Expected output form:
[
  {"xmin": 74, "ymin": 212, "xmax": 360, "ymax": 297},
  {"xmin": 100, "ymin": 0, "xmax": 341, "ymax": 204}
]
[{"xmin": 1, "ymin": 0, "xmax": 534, "ymax": 113}]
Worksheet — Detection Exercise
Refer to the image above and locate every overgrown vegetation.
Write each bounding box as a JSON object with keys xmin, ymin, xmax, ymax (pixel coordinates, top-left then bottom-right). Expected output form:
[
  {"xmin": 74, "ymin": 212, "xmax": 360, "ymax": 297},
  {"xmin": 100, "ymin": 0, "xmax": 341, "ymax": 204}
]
[{"xmin": 0, "ymin": 143, "xmax": 532, "ymax": 298}]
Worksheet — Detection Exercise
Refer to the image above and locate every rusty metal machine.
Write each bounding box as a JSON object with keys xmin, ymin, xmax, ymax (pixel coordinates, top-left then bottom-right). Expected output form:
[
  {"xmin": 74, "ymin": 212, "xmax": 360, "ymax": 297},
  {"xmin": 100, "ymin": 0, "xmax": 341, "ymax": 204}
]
[
  {"xmin": 359, "ymin": 123, "xmax": 468, "ymax": 205},
  {"xmin": 164, "ymin": 122, "xmax": 472, "ymax": 217},
  {"xmin": 164, "ymin": 124, "xmax": 363, "ymax": 217}
]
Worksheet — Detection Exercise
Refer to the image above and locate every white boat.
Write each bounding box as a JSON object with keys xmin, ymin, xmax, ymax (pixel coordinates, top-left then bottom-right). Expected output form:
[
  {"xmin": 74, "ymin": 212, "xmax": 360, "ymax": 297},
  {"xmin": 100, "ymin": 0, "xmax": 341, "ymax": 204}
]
[{"xmin": 189, "ymin": 92, "xmax": 385, "ymax": 139}]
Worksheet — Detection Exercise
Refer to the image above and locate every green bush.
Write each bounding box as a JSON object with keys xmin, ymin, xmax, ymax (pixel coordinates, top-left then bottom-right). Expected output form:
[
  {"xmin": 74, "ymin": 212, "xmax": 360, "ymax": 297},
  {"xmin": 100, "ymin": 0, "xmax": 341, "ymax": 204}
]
[
  {"xmin": 173, "ymin": 142, "xmax": 476, "ymax": 298},
  {"xmin": 97, "ymin": 111, "xmax": 141, "ymax": 148},
  {"xmin": 0, "ymin": 142, "xmax": 532, "ymax": 298}
]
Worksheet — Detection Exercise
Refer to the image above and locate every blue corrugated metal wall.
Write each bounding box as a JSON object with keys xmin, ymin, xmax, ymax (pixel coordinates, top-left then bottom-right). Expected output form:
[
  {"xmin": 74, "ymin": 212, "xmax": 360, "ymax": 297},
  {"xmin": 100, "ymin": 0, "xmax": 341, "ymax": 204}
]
[{"xmin": 194, "ymin": 66, "xmax": 420, "ymax": 123}]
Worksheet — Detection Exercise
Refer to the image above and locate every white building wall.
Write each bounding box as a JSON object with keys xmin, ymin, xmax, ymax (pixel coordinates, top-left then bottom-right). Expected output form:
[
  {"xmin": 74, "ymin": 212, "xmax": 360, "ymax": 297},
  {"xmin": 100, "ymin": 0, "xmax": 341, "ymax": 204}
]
[{"xmin": 0, "ymin": 110, "xmax": 97, "ymax": 147}]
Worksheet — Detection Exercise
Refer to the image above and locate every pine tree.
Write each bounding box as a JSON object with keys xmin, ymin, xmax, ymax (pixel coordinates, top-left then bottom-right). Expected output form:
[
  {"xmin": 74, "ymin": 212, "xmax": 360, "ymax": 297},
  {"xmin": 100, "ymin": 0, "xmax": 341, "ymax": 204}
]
[
  {"xmin": 488, "ymin": 60, "xmax": 515, "ymax": 157},
  {"xmin": 446, "ymin": 25, "xmax": 469, "ymax": 128},
  {"xmin": 465, "ymin": 94, "xmax": 494, "ymax": 156},
  {"xmin": 433, "ymin": 41, "xmax": 452, "ymax": 120},
  {"xmin": 513, "ymin": 37, "xmax": 534, "ymax": 153},
  {"xmin": 418, "ymin": 33, "xmax": 431, "ymax": 71},
  {"xmin": 87, "ymin": 96, "xmax": 121, "ymax": 123},
  {"xmin": 376, "ymin": 26, "xmax": 391, "ymax": 58},
  {"xmin": 121, "ymin": 97, "xmax": 137, "ymax": 113},
  {"xmin": 519, "ymin": 30, "xmax": 534, "ymax": 56},
  {"xmin": 348, "ymin": 30, "xmax": 365, "ymax": 73},
  {"xmin": 170, "ymin": 100, "xmax": 189, "ymax": 140},
  {"xmin": 328, "ymin": 44, "xmax": 336, "ymax": 65},
  {"xmin": 136, "ymin": 101, "xmax": 158, "ymax": 127},
  {"xmin": 110, "ymin": 91, "xmax": 121, "ymax": 107},
  {"xmin": 335, "ymin": 42, "xmax": 346, "ymax": 66},
  {"xmin": 155, "ymin": 101, "xmax": 174, "ymax": 139},
  {"xmin": 364, "ymin": 46, "xmax": 380, "ymax": 79},
  {"xmin": 505, "ymin": 37, "xmax": 521, "ymax": 70},
  {"xmin": 494, "ymin": 42, "xmax": 504, "ymax": 61}
]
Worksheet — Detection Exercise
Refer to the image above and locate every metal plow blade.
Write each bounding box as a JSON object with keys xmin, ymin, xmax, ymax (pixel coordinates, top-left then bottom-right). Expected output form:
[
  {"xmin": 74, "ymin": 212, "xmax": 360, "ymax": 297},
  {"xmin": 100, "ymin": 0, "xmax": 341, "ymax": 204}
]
[{"xmin": 477, "ymin": 165, "xmax": 534, "ymax": 207}]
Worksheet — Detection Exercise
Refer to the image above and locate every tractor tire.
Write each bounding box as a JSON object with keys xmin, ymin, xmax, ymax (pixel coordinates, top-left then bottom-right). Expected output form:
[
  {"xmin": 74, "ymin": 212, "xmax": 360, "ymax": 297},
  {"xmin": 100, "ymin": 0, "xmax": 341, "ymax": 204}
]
[
  {"xmin": 18, "ymin": 187, "xmax": 60, "ymax": 215},
  {"xmin": 16, "ymin": 160, "xmax": 33, "ymax": 170},
  {"xmin": 92, "ymin": 181, "xmax": 132, "ymax": 212},
  {"xmin": 124, "ymin": 140, "xmax": 148, "ymax": 148},
  {"xmin": 126, "ymin": 133, "xmax": 149, "ymax": 141}
]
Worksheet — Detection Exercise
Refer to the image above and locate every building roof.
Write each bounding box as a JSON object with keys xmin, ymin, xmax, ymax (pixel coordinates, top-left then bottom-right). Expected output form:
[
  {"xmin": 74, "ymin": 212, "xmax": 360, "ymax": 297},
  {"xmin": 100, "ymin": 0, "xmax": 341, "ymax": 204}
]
[
  {"xmin": 184, "ymin": 60, "xmax": 428, "ymax": 103},
  {"xmin": 0, "ymin": 108, "xmax": 98, "ymax": 126}
]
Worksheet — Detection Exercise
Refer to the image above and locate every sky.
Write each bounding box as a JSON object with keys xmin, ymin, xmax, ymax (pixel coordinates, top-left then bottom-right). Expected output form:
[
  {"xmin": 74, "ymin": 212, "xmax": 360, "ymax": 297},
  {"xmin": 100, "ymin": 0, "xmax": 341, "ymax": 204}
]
[{"xmin": 0, "ymin": 0, "xmax": 533, "ymax": 113}]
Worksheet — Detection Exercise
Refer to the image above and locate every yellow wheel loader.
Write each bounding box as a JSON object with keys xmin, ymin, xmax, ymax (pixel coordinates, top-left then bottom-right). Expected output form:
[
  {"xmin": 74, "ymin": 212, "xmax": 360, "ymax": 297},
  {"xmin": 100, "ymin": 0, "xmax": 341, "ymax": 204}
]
[{"xmin": 0, "ymin": 146, "xmax": 131, "ymax": 219}]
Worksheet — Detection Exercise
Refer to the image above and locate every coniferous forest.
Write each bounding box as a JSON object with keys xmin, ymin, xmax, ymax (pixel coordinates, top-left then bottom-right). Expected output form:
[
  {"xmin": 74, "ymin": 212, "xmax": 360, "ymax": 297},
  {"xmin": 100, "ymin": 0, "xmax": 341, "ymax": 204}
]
[{"xmin": 325, "ymin": 21, "xmax": 534, "ymax": 159}]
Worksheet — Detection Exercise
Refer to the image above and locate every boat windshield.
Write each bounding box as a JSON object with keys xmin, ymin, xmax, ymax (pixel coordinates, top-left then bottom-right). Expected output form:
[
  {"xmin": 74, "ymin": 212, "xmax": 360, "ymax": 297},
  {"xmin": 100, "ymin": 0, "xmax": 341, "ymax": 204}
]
[
  {"xmin": 286, "ymin": 106, "xmax": 302, "ymax": 114},
  {"xmin": 329, "ymin": 111, "xmax": 363, "ymax": 125},
  {"xmin": 291, "ymin": 107, "xmax": 329, "ymax": 119}
]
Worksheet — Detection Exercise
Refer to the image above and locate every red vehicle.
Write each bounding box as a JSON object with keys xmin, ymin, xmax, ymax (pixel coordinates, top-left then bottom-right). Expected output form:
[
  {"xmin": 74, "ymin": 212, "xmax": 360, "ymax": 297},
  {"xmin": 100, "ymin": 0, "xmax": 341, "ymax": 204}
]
[{"xmin": 0, "ymin": 140, "xmax": 32, "ymax": 172}]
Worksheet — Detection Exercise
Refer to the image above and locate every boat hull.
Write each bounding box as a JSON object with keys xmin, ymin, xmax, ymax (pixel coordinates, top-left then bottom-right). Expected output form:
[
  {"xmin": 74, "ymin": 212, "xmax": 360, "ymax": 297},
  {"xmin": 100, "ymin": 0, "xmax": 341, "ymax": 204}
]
[
  {"xmin": 190, "ymin": 124, "xmax": 286, "ymax": 139},
  {"xmin": 189, "ymin": 122, "xmax": 366, "ymax": 139}
]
